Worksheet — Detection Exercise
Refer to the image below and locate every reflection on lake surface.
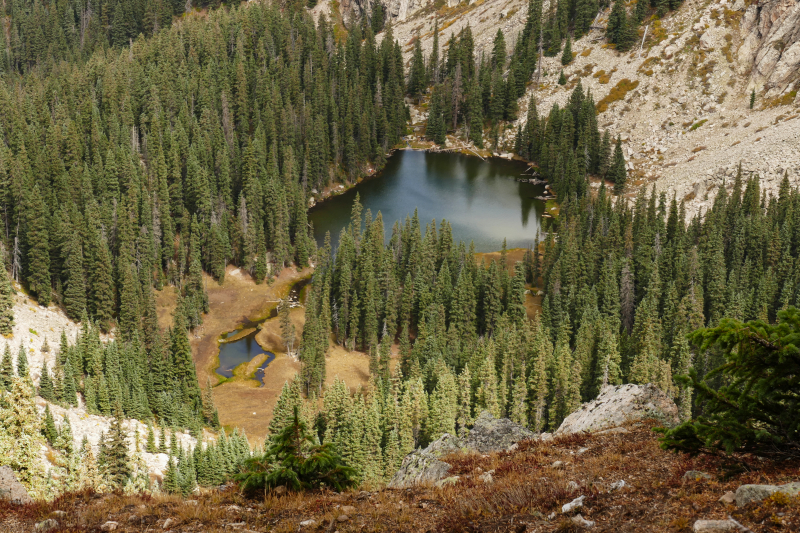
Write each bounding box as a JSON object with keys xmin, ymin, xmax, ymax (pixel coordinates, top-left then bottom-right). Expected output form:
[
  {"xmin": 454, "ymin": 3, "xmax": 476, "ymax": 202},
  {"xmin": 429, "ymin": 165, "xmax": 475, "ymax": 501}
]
[{"xmin": 310, "ymin": 151, "xmax": 546, "ymax": 252}]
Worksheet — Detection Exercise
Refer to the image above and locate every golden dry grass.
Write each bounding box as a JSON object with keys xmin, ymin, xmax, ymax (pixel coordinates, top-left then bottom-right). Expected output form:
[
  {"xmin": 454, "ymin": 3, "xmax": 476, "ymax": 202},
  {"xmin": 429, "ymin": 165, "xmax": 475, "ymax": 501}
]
[{"xmin": 4, "ymin": 424, "xmax": 798, "ymax": 532}]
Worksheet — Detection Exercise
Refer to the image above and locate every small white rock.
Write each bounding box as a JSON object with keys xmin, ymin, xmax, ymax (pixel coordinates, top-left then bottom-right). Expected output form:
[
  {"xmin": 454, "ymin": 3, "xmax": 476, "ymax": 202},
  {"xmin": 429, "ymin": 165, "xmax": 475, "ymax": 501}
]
[
  {"xmin": 162, "ymin": 517, "xmax": 176, "ymax": 530},
  {"xmin": 693, "ymin": 519, "xmax": 737, "ymax": 532},
  {"xmin": 572, "ymin": 514, "xmax": 595, "ymax": 528},
  {"xmin": 610, "ymin": 480, "xmax": 627, "ymax": 491},
  {"xmin": 100, "ymin": 521, "xmax": 119, "ymax": 532},
  {"xmin": 299, "ymin": 519, "xmax": 318, "ymax": 528},
  {"xmin": 562, "ymin": 495, "xmax": 586, "ymax": 514}
]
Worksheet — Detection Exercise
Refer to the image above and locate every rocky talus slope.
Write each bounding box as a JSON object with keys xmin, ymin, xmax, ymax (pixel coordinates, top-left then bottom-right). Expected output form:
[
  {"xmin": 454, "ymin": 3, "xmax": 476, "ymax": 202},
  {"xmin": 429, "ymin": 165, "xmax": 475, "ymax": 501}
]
[
  {"xmin": 2, "ymin": 383, "xmax": 798, "ymax": 532},
  {"xmin": 323, "ymin": 0, "xmax": 800, "ymax": 217},
  {"xmin": 3, "ymin": 293, "xmax": 198, "ymax": 484}
]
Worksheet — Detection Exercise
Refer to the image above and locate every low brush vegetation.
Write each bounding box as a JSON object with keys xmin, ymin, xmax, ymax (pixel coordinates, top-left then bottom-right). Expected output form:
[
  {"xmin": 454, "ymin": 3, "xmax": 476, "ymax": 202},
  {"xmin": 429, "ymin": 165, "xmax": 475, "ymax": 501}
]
[
  {"xmin": 3, "ymin": 424, "xmax": 799, "ymax": 532},
  {"xmin": 596, "ymin": 79, "xmax": 640, "ymax": 113}
]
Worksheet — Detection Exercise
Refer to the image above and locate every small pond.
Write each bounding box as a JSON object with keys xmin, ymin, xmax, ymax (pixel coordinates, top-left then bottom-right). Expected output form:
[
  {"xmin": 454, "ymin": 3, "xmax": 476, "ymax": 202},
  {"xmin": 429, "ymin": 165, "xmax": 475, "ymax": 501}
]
[{"xmin": 214, "ymin": 277, "xmax": 310, "ymax": 384}]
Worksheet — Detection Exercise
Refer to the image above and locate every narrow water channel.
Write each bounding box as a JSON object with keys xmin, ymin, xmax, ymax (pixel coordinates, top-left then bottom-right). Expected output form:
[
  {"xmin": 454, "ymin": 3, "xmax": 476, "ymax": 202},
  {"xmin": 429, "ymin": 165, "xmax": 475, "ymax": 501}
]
[{"xmin": 214, "ymin": 277, "xmax": 311, "ymax": 385}]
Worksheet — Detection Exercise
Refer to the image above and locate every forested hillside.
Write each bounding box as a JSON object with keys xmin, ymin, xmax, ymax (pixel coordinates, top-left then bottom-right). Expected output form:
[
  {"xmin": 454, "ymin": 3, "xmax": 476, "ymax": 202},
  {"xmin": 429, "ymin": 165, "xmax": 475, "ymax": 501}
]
[
  {"xmin": 0, "ymin": 0, "xmax": 249, "ymax": 73},
  {"xmin": 0, "ymin": 0, "xmax": 407, "ymax": 407}
]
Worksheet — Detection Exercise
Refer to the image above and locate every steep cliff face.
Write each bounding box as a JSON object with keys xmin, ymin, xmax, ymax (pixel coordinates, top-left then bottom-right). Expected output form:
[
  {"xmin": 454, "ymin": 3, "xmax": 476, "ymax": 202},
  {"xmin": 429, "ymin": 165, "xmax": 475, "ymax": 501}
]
[{"xmin": 739, "ymin": 0, "xmax": 800, "ymax": 94}]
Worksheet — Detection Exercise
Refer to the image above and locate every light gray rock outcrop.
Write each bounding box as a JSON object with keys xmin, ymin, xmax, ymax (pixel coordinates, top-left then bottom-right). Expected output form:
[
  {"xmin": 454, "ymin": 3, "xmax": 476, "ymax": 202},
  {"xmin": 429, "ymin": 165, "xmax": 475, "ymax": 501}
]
[
  {"xmin": 555, "ymin": 384, "xmax": 679, "ymax": 435},
  {"xmin": 735, "ymin": 482, "xmax": 800, "ymax": 507},
  {"xmin": 0, "ymin": 466, "xmax": 32, "ymax": 505},
  {"xmin": 738, "ymin": 0, "xmax": 800, "ymax": 93},
  {"xmin": 461, "ymin": 411, "xmax": 535, "ymax": 453},
  {"xmin": 388, "ymin": 412, "xmax": 534, "ymax": 488}
]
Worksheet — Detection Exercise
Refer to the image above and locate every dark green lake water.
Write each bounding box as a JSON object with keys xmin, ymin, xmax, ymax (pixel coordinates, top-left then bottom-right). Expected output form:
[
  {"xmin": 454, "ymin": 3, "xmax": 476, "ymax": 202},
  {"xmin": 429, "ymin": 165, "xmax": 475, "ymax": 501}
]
[{"xmin": 309, "ymin": 151, "xmax": 547, "ymax": 252}]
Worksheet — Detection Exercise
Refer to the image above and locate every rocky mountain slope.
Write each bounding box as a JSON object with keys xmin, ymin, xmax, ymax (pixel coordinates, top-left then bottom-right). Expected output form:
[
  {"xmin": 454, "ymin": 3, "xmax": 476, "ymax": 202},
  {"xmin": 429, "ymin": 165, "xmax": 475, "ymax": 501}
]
[
  {"xmin": 326, "ymin": 0, "xmax": 800, "ymax": 217},
  {"xmin": 4, "ymin": 291, "xmax": 198, "ymax": 484}
]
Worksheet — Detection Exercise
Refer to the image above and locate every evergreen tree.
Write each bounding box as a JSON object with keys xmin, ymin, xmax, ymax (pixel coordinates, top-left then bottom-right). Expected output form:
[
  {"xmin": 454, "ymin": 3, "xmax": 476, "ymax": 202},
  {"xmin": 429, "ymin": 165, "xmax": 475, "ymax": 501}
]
[
  {"xmin": 101, "ymin": 405, "xmax": 132, "ymax": 489},
  {"xmin": 408, "ymin": 35, "xmax": 427, "ymax": 99},
  {"xmin": 0, "ymin": 253, "xmax": 14, "ymax": 335},
  {"xmin": 610, "ymin": 135, "xmax": 627, "ymax": 194},
  {"xmin": 43, "ymin": 405, "xmax": 58, "ymax": 445},
  {"xmin": 0, "ymin": 378, "xmax": 48, "ymax": 499},
  {"xmin": 25, "ymin": 186, "xmax": 51, "ymax": 306},
  {"xmin": 16, "ymin": 344, "xmax": 28, "ymax": 378},
  {"xmin": 39, "ymin": 363, "xmax": 55, "ymax": 401},
  {"xmin": 560, "ymin": 35, "xmax": 573, "ymax": 66},
  {"xmin": 0, "ymin": 344, "xmax": 12, "ymax": 390},
  {"xmin": 236, "ymin": 407, "xmax": 356, "ymax": 493},
  {"xmin": 659, "ymin": 308, "xmax": 800, "ymax": 458}
]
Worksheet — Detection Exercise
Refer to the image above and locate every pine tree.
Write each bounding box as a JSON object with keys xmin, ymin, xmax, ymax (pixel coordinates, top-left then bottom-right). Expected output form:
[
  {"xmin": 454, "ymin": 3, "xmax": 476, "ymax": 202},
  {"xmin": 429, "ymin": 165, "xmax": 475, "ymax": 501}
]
[
  {"xmin": 749, "ymin": 88, "xmax": 756, "ymax": 109},
  {"xmin": 510, "ymin": 361, "xmax": 529, "ymax": 426},
  {"xmin": 280, "ymin": 300, "xmax": 296, "ymax": 356},
  {"xmin": 236, "ymin": 407, "xmax": 356, "ymax": 493},
  {"xmin": 0, "ymin": 377, "xmax": 48, "ymax": 499},
  {"xmin": 63, "ymin": 233, "xmax": 87, "ymax": 319},
  {"xmin": 492, "ymin": 29, "xmax": 507, "ymax": 70},
  {"xmin": 146, "ymin": 423, "xmax": 157, "ymax": 453},
  {"xmin": 90, "ymin": 236, "xmax": 114, "ymax": 330},
  {"xmin": 558, "ymin": 70, "xmax": 567, "ymax": 85},
  {"xmin": 408, "ymin": 35, "xmax": 427, "ymax": 99}
]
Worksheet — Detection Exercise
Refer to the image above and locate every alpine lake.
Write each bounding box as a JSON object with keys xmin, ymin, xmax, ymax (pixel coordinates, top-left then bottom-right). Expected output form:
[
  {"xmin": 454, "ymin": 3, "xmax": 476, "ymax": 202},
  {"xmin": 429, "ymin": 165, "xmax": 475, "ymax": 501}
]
[{"xmin": 215, "ymin": 150, "xmax": 547, "ymax": 382}]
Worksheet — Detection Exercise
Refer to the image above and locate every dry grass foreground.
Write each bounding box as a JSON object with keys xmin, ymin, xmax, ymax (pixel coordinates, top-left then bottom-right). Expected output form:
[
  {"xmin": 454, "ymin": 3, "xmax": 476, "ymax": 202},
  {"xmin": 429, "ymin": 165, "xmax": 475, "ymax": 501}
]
[
  {"xmin": 3, "ymin": 423, "xmax": 798, "ymax": 532},
  {"xmin": 155, "ymin": 265, "xmax": 381, "ymax": 444}
]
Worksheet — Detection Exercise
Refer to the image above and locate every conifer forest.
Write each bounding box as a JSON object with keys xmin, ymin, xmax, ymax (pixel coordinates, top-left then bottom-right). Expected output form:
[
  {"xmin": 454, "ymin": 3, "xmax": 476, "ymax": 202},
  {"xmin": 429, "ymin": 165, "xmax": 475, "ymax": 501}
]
[{"xmin": 1, "ymin": 0, "xmax": 799, "ymax": 501}]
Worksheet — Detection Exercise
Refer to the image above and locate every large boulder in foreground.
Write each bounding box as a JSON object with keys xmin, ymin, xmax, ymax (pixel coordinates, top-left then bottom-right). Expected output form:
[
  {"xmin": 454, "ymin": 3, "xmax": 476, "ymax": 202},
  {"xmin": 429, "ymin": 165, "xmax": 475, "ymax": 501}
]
[
  {"xmin": 555, "ymin": 383, "xmax": 679, "ymax": 435},
  {"xmin": 0, "ymin": 466, "xmax": 33, "ymax": 505},
  {"xmin": 388, "ymin": 412, "xmax": 535, "ymax": 488}
]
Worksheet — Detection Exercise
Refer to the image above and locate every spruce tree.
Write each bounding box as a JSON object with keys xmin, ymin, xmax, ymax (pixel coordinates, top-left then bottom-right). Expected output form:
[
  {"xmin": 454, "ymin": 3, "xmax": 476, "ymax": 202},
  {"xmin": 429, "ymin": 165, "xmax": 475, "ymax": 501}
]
[
  {"xmin": 39, "ymin": 363, "xmax": 55, "ymax": 401},
  {"xmin": 659, "ymin": 308, "xmax": 800, "ymax": 458},
  {"xmin": 237, "ymin": 407, "xmax": 356, "ymax": 493},
  {"xmin": 146, "ymin": 423, "xmax": 157, "ymax": 453},
  {"xmin": 63, "ymin": 233, "xmax": 87, "ymax": 320},
  {"xmin": 0, "ymin": 344, "xmax": 12, "ymax": 390},
  {"xmin": 0, "ymin": 252, "xmax": 14, "ymax": 335},
  {"xmin": 560, "ymin": 35, "xmax": 573, "ymax": 66},
  {"xmin": 25, "ymin": 185, "xmax": 51, "ymax": 306},
  {"xmin": 16, "ymin": 344, "xmax": 28, "ymax": 378},
  {"xmin": 610, "ymin": 135, "xmax": 627, "ymax": 194},
  {"xmin": 408, "ymin": 35, "xmax": 427, "ymax": 99},
  {"xmin": 102, "ymin": 405, "xmax": 132, "ymax": 489},
  {"xmin": 43, "ymin": 405, "xmax": 59, "ymax": 444}
]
